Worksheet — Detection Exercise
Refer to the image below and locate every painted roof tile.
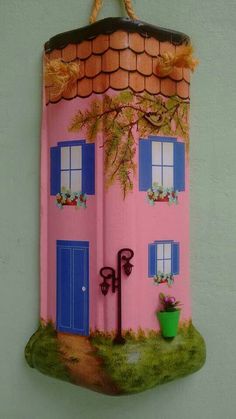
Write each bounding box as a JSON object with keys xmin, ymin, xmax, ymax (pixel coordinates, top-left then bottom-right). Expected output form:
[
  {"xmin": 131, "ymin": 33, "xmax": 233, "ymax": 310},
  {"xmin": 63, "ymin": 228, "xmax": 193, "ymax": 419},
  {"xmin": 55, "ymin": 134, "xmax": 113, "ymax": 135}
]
[
  {"xmin": 62, "ymin": 44, "xmax": 77, "ymax": 62},
  {"xmin": 110, "ymin": 69, "xmax": 129, "ymax": 90},
  {"xmin": 183, "ymin": 68, "xmax": 191, "ymax": 83},
  {"xmin": 145, "ymin": 75, "xmax": 161, "ymax": 95},
  {"xmin": 102, "ymin": 49, "xmax": 119, "ymax": 72},
  {"xmin": 129, "ymin": 32, "xmax": 145, "ymax": 53},
  {"xmin": 160, "ymin": 79, "xmax": 177, "ymax": 96},
  {"xmin": 120, "ymin": 49, "xmax": 137, "ymax": 71},
  {"xmin": 137, "ymin": 53, "xmax": 153, "ymax": 76},
  {"xmin": 49, "ymin": 49, "xmax": 62, "ymax": 60},
  {"xmin": 63, "ymin": 83, "xmax": 77, "ymax": 100},
  {"xmin": 77, "ymin": 78, "xmax": 93, "ymax": 97},
  {"xmin": 160, "ymin": 41, "xmax": 175, "ymax": 55},
  {"xmin": 129, "ymin": 72, "xmax": 145, "ymax": 92},
  {"xmin": 78, "ymin": 60, "xmax": 85, "ymax": 79},
  {"xmin": 170, "ymin": 67, "xmax": 183, "ymax": 81},
  {"xmin": 93, "ymin": 73, "xmax": 110, "ymax": 93},
  {"xmin": 176, "ymin": 80, "xmax": 189, "ymax": 99},
  {"xmin": 85, "ymin": 54, "xmax": 101, "ymax": 77},
  {"xmin": 92, "ymin": 34, "xmax": 109, "ymax": 54},
  {"xmin": 110, "ymin": 31, "xmax": 129, "ymax": 49},
  {"xmin": 145, "ymin": 37, "xmax": 159, "ymax": 56},
  {"xmin": 77, "ymin": 41, "xmax": 92, "ymax": 59},
  {"xmin": 152, "ymin": 56, "xmax": 160, "ymax": 77}
]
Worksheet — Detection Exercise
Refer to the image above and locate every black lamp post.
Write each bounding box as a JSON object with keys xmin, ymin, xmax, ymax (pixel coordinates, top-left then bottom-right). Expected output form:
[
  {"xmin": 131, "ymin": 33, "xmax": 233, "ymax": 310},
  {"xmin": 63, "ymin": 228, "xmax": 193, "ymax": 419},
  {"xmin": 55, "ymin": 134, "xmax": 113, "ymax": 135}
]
[{"xmin": 99, "ymin": 248, "xmax": 134, "ymax": 345}]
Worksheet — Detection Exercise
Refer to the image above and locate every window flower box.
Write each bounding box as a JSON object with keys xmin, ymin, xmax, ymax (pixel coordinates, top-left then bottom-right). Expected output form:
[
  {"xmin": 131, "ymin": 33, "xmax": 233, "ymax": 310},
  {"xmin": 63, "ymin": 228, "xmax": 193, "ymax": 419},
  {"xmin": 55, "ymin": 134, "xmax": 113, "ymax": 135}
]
[
  {"xmin": 153, "ymin": 272, "xmax": 174, "ymax": 286},
  {"xmin": 147, "ymin": 183, "xmax": 178, "ymax": 206},
  {"xmin": 56, "ymin": 190, "xmax": 87, "ymax": 209}
]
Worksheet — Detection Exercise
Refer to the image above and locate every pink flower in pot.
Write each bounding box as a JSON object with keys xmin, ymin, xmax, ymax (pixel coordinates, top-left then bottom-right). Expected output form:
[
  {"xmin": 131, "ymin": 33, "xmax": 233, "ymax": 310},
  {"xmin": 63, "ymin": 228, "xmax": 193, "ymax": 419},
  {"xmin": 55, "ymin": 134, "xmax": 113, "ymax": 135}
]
[{"xmin": 157, "ymin": 293, "xmax": 182, "ymax": 338}]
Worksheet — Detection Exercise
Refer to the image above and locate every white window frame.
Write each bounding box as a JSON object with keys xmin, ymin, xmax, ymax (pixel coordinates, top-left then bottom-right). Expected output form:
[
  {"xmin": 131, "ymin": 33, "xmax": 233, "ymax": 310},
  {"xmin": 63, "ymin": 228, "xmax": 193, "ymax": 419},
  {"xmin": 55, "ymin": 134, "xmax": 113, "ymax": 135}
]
[
  {"xmin": 152, "ymin": 141, "xmax": 174, "ymax": 188},
  {"xmin": 60, "ymin": 145, "xmax": 82, "ymax": 192},
  {"xmin": 156, "ymin": 242, "xmax": 172, "ymax": 274}
]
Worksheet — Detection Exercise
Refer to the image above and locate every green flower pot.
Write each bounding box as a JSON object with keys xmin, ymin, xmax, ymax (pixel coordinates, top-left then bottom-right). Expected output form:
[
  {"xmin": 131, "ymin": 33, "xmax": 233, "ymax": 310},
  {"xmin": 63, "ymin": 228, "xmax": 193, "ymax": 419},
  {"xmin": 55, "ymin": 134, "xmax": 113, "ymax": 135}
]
[{"xmin": 157, "ymin": 310, "xmax": 181, "ymax": 338}]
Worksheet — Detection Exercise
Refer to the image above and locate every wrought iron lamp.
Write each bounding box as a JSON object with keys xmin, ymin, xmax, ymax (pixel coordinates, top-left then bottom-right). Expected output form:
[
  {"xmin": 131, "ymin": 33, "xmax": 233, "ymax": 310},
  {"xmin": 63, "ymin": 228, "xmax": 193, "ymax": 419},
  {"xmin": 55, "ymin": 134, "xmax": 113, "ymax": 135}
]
[{"xmin": 100, "ymin": 248, "xmax": 134, "ymax": 344}]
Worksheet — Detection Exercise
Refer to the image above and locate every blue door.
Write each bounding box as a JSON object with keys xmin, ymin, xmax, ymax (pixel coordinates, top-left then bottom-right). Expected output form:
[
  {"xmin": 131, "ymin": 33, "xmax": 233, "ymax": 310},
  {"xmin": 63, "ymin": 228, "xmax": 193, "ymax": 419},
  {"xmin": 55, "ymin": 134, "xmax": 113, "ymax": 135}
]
[{"xmin": 56, "ymin": 240, "xmax": 89, "ymax": 335}]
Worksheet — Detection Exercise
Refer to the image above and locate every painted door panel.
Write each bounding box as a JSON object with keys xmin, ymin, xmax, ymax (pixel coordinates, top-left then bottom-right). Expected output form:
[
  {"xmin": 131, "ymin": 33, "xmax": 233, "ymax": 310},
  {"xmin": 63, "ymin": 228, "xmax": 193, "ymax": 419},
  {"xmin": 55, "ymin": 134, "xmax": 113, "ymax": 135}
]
[{"xmin": 57, "ymin": 240, "xmax": 89, "ymax": 335}]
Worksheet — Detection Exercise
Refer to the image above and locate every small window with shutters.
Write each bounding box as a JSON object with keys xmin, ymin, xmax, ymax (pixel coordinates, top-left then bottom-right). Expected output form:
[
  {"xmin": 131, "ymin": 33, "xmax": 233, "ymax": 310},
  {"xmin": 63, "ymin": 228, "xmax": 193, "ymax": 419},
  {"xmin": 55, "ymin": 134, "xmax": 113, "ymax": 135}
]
[
  {"xmin": 50, "ymin": 140, "xmax": 95, "ymax": 196},
  {"xmin": 139, "ymin": 136, "xmax": 185, "ymax": 192},
  {"xmin": 148, "ymin": 241, "xmax": 180, "ymax": 277}
]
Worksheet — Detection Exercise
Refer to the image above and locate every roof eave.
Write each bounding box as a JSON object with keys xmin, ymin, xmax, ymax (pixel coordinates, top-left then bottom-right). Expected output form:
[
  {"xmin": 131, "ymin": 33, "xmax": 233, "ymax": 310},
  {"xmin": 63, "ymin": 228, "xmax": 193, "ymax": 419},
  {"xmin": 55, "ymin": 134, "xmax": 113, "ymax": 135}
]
[{"xmin": 45, "ymin": 17, "xmax": 190, "ymax": 52}]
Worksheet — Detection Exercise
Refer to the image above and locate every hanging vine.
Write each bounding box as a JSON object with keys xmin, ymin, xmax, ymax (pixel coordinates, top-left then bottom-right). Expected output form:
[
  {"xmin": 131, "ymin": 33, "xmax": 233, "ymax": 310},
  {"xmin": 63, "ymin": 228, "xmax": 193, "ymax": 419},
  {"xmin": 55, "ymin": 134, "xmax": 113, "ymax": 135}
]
[{"xmin": 69, "ymin": 91, "xmax": 189, "ymax": 198}]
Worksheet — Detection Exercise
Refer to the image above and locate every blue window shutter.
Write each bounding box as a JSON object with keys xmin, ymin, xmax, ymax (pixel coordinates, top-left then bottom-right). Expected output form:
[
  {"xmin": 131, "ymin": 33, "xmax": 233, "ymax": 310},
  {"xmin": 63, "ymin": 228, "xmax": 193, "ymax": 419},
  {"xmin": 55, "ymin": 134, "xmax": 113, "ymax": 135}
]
[
  {"xmin": 148, "ymin": 243, "xmax": 156, "ymax": 277},
  {"xmin": 139, "ymin": 139, "xmax": 152, "ymax": 191},
  {"xmin": 172, "ymin": 242, "xmax": 180, "ymax": 275},
  {"xmin": 174, "ymin": 142, "xmax": 185, "ymax": 191},
  {"xmin": 50, "ymin": 147, "xmax": 61, "ymax": 195},
  {"xmin": 82, "ymin": 143, "xmax": 95, "ymax": 195}
]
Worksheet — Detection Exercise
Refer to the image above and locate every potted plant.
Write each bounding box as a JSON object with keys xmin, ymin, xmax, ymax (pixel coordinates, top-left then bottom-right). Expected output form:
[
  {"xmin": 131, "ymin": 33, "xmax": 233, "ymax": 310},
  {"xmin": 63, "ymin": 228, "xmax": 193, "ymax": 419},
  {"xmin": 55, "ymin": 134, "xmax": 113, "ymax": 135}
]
[{"xmin": 157, "ymin": 293, "xmax": 181, "ymax": 338}]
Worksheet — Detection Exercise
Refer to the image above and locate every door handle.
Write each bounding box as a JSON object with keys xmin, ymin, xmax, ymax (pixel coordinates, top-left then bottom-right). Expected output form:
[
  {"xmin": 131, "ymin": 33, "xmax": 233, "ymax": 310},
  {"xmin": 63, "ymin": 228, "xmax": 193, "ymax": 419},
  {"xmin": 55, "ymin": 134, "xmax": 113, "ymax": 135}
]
[{"xmin": 82, "ymin": 286, "xmax": 86, "ymax": 292}]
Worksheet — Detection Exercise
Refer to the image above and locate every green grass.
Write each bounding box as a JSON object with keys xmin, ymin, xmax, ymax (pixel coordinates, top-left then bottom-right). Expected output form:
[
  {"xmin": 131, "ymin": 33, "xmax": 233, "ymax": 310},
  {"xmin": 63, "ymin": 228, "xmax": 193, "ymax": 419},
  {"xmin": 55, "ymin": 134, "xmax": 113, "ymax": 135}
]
[
  {"xmin": 25, "ymin": 322, "xmax": 70, "ymax": 382},
  {"xmin": 90, "ymin": 323, "xmax": 206, "ymax": 394},
  {"xmin": 25, "ymin": 322, "xmax": 206, "ymax": 395}
]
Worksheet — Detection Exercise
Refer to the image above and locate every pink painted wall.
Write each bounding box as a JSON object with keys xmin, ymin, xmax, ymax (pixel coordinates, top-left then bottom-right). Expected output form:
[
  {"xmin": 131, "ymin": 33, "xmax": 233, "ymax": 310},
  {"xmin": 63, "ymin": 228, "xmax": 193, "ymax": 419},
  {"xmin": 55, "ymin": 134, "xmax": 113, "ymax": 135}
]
[{"xmin": 40, "ymin": 91, "xmax": 191, "ymax": 333}]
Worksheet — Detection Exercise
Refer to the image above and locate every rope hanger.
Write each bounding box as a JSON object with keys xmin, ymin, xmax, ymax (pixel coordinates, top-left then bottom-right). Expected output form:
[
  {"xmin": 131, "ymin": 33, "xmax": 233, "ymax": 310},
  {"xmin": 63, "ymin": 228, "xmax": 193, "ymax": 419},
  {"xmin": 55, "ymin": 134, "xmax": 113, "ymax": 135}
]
[{"xmin": 89, "ymin": 0, "xmax": 138, "ymax": 24}]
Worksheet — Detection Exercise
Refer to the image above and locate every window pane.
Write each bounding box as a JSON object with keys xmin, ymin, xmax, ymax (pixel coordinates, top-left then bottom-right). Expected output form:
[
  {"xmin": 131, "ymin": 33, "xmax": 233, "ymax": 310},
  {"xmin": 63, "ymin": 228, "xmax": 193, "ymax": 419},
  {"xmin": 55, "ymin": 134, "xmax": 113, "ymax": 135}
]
[
  {"xmin": 163, "ymin": 167, "xmax": 174, "ymax": 188},
  {"xmin": 164, "ymin": 259, "xmax": 171, "ymax": 274},
  {"xmin": 152, "ymin": 166, "xmax": 162, "ymax": 185},
  {"xmin": 163, "ymin": 142, "xmax": 173, "ymax": 165},
  {"xmin": 61, "ymin": 147, "xmax": 70, "ymax": 170},
  {"xmin": 152, "ymin": 142, "xmax": 162, "ymax": 165},
  {"xmin": 164, "ymin": 243, "xmax": 171, "ymax": 259},
  {"xmin": 157, "ymin": 243, "xmax": 163, "ymax": 259},
  {"xmin": 71, "ymin": 170, "xmax": 82, "ymax": 192},
  {"xmin": 71, "ymin": 146, "xmax": 82, "ymax": 170},
  {"xmin": 157, "ymin": 259, "xmax": 164, "ymax": 273},
  {"xmin": 61, "ymin": 171, "xmax": 70, "ymax": 190}
]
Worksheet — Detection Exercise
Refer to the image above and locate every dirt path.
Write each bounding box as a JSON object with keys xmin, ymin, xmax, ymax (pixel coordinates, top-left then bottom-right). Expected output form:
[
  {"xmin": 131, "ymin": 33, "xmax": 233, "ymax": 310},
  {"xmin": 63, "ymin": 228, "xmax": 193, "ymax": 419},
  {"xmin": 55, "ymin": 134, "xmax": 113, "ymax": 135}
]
[{"xmin": 58, "ymin": 333, "xmax": 119, "ymax": 395}]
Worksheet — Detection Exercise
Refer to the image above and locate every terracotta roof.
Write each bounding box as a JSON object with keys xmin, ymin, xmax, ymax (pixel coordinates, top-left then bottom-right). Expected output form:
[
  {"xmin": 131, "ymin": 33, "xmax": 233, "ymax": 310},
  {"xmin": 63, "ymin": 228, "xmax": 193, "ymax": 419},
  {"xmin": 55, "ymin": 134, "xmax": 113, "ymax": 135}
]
[{"xmin": 45, "ymin": 18, "xmax": 190, "ymax": 104}]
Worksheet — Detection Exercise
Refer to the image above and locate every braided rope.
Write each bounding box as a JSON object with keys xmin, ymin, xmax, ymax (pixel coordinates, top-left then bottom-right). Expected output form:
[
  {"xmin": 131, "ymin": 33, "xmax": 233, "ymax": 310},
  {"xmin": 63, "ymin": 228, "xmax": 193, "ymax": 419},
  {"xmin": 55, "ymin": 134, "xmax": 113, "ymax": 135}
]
[
  {"xmin": 89, "ymin": 0, "xmax": 103, "ymax": 24},
  {"xmin": 89, "ymin": 0, "xmax": 138, "ymax": 24},
  {"xmin": 124, "ymin": 0, "xmax": 138, "ymax": 19}
]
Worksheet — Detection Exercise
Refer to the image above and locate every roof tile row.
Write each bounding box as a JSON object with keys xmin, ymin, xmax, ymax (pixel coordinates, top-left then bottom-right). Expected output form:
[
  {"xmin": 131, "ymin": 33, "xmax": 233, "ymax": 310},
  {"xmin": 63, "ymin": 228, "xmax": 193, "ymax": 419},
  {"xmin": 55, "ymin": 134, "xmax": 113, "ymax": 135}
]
[
  {"xmin": 46, "ymin": 72, "xmax": 189, "ymax": 102},
  {"xmin": 49, "ymin": 32, "xmax": 184, "ymax": 61}
]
